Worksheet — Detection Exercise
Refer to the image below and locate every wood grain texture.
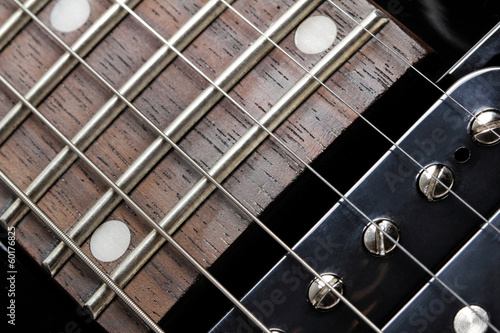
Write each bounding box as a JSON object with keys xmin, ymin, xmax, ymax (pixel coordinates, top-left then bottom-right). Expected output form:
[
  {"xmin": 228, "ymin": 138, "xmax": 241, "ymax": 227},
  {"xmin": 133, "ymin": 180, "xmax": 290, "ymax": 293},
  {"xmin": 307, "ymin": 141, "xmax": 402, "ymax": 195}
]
[{"xmin": 0, "ymin": 0, "xmax": 432, "ymax": 331}]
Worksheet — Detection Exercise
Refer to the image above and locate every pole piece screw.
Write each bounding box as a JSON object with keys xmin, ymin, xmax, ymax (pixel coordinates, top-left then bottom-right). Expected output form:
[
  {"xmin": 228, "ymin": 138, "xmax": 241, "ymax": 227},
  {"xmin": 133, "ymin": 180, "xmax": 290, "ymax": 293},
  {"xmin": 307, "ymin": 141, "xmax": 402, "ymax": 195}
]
[
  {"xmin": 363, "ymin": 220, "xmax": 399, "ymax": 256},
  {"xmin": 307, "ymin": 274, "xmax": 343, "ymax": 310},
  {"xmin": 453, "ymin": 305, "xmax": 489, "ymax": 333},
  {"xmin": 418, "ymin": 164, "xmax": 454, "ymax": 200},
  {"xmin": 471, "ymin": 110, "xmax": 500, "ymax": 145}
]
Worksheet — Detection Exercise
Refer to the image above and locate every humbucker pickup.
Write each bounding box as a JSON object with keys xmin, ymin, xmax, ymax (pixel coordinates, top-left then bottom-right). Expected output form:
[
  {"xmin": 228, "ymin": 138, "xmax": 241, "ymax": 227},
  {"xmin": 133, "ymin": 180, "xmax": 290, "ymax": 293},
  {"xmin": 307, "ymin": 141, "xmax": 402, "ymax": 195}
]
[
  {"xmin": 210, "ymin": 68, "xmax": 500, "ymax": 332},
  {"xmin": 384, "ymin": 206, "xmax": 500, "ymax": 332}
]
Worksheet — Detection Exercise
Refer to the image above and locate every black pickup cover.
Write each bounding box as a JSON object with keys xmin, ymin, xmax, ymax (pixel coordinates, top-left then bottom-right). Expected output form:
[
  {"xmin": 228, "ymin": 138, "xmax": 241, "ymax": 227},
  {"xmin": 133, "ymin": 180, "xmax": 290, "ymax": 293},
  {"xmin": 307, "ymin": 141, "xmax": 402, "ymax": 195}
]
[{"xmin": 211, "ymin": 68, "xmax": 500, "ymax": 332}]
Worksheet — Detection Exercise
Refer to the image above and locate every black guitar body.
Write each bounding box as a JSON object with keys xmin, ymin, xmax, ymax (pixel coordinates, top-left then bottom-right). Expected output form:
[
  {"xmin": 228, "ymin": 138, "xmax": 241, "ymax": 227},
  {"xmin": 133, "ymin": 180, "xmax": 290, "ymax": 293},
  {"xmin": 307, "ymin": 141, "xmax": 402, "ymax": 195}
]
[
  {"xmin": 211, "ymin": 65, "xmax": 500, "ymax": 332},
  {"xmin": 1, "ymin": 1, "xmax": 499, "ymax": 332}
]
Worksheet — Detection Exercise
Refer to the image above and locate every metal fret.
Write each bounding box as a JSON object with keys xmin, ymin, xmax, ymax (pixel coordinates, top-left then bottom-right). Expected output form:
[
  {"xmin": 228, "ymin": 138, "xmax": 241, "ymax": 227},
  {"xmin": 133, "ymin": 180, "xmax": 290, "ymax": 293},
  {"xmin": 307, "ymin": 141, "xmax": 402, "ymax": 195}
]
[
  {"xmin": 0, "ymin": 78, "xmax": 164, "ymax": 332},
  {"xmin": 4, "ymin": 0, "xmax": 493, "ymax": 331},
  {"xmin": 1, "ymin": 0, "xmax": 232, "ymax": 228},
  {"xmin": 5, "ymin": 1, "xmax": 385, "ymax": 330},
  {"xmin": 0, "ymin": 61, "xmax": 272, "ymax": 333},
  {"xmin": 0, "ymin": 0, "xmax": 49, "ymax": 51},
  {"xmin": 0, "ymin": 171, "xmax": 164, "ymax": 333},
  {"xmin": 43, "ymin": 0, "xmax": 323, "ymax": 276},
  {"xmin": 85, "ymin": 10, "xmax": 389, "ymax": 319},
  {"xmin": 0, "ymin": 0, "xmax": 141, "ymax": 147},
  {"xmin": 100, "ymin": 2, "xmax": 499, "ymax": 332}
]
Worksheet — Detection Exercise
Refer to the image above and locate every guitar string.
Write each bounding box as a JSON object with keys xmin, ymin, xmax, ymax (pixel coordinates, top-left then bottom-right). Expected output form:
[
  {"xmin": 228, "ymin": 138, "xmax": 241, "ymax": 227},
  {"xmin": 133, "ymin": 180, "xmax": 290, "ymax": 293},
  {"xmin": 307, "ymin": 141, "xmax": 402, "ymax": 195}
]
[
  {"xmin": 0, "ymin": 0, "xmax": 50, "ymax": 51},
  {"xmin": 14, "ymin": 1, "xmax": 492, "ymax": 332},
  {"xmin": 206, "ymin": 5, "xmax": 500, "ymax": 326},
  {"xmin": 217, "ymin": 1, "xmax": 500, "ymax": 324},
  {"xmin": 107, "ymin": 0, "xmax": 500, "ymax": 330},
  {"xmin": 0, "ymin": 68, "xmax": 272, "ymax": 333},
  {"xmin": 190, "ymin": 1, "xmax": 500, "ymax": 328},
  {"xmin": 219, "ymin": 0, "xmax": 500, "ymax": 236},
  {"xmin": 4, "ymin": 1, "xmax": 488, "ymax": 330},
  {"xmin": 0, "ymin": 167, "xmax": 164, "ymax": 332},
  {"xmin": 11, "ymin": 0, "xmax": 500, "ymax": 330},
  {"xmin": 209, "ymin": 4, "xmax": 500, "ymax": 325},
  {"xmin": 9, "ymin": 0, "xmax": 496, "ymax": 331},
  {"xmin": 327, "ymin": 0, "xmax": 500, "ymax": 142},
  {"xmin": 7, "ymin": 0, "xmax": 381, "ymax": 331}
]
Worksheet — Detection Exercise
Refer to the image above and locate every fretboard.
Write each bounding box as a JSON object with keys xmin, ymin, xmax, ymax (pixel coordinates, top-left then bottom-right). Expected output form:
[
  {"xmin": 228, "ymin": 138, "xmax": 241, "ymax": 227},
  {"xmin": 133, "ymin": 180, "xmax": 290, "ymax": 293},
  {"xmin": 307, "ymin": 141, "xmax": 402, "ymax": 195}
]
[{"xmin": 0, "ymin": 0, "xmax": 431, "ymax": 331}]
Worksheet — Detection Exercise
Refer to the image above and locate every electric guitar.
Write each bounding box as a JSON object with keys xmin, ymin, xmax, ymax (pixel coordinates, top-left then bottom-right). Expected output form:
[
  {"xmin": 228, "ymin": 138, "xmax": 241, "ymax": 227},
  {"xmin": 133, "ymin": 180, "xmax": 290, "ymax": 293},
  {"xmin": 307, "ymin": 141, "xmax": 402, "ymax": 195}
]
[{"xmin": 0, "ymin": 0, "xmax": 498, "ymax": 332}]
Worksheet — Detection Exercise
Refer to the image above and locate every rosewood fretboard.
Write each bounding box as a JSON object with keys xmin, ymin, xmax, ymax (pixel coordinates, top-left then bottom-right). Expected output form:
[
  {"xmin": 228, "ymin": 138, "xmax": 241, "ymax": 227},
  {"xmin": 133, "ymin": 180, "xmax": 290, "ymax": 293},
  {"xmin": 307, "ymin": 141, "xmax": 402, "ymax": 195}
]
[{"xmin": 0, "ymin": 0, "xmax": 431, "ymax": 331}]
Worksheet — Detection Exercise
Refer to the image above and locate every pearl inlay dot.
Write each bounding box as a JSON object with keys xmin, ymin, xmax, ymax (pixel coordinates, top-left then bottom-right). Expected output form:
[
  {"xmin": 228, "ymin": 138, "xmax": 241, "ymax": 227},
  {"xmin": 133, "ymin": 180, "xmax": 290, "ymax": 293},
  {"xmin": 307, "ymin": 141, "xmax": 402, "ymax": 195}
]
[
  {"xmin": 90, "ymin": 220, "xmax": 131, "ymax": 262},
  {"xmin": 294, "ymin": 15, "xmax": 337, "ymax": 54},
  {"xmin": 50, "ymin": 0, "xmax": 91, "ymax": 33}
]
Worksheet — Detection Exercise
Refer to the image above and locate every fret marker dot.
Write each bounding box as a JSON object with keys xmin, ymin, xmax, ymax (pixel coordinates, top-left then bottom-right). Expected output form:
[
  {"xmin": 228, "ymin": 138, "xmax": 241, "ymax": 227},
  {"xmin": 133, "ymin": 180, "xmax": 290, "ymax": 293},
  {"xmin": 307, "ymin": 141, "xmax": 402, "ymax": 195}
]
[
  {"xmin": 294, "ymin": 16, "xmax": 337, "ymax": 54},
  {"xmin": 90, "ymin": 220, "xmax": 130, "ymax": 262},
  {"xmin": 50, "ymin": 0, "xmax": 91, "ymax": 33}
]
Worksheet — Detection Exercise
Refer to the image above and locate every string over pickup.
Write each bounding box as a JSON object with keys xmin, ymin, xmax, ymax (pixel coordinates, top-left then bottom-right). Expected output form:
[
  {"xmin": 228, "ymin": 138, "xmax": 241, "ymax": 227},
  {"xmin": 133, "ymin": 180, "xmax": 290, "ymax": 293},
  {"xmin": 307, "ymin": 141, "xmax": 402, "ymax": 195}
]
[
  {"xmin": 211, "ymin": 67, "xmax": 500, "ymax": 333},
  {"xmin": 85, "ymin": 3, "xmax": 389, "ymax": 321}
]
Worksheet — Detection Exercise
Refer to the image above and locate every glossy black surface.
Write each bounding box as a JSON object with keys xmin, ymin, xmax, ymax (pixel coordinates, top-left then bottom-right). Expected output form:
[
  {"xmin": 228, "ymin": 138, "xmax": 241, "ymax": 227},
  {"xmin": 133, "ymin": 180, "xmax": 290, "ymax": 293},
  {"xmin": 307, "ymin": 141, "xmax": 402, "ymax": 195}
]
[
  {"xmin": 210, "ymin": 68, "xmax": 500, "ymax": 332},
  {"xmin": 2, "ymin": 1, "xmax": 499, "ymax": 332},
  {"xmin": 374, "ymin": 0, "xmax": 500, "ymax": 79},
  {"xmin": 384, "ymin": 208, "xmax": 500, "ymax": 332},
  {"xmin": 438, "ymin": 23, "xmax": 500, "ymax": 86}
]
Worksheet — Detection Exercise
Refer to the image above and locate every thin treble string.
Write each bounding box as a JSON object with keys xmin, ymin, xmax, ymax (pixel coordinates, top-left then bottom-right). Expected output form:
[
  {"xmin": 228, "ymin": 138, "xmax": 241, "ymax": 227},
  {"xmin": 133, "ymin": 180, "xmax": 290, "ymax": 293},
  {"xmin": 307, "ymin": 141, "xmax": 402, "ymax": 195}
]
[
  {"xmin": 0, "ymin": 66, "xmax": 272, "ymax": 333},
  {"xmin": 207, "ymin": 5, "xmax": 500, "ymax": 325},
  {"xmin": 10, "ymin": 1, "xmax": 383, "ymax": 331},
  {"xmin": 9, "ymin": 1, "xmax": 382, "ymax": 331},
  {"xmin": 324, "ymin": 0, "xmax": 500, "ymax": 225},
  {"xmin": 212, "ymin": 6, "xmax": 500, "ymax": 326},
  {"xmin": 218, "ymin": 0, "xmax": 500, "ymax": 238},
  {"xmin": 200, "ymin": 1, "xmax": 500, "ymax": 330},
  {"xmin": 193, "ymin": 1, "xmax": 500, "ymax": 329},
  {"xmin": 327, "ymin": 0, "xmax": 500, "ymax": 135},
  {"xmin": 0, "ymin": 151, "xmax": 163, "ymax": 332},
  {"xmin": 109, "ymin": 1, "xmax": 500, "ymax": 331}
]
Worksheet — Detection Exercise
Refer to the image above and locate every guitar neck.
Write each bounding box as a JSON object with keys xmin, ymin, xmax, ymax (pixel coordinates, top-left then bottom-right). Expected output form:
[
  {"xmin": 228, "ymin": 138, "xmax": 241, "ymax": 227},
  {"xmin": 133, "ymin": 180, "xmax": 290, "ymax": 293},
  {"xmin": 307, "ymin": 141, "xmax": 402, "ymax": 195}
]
[{"xmin": 0, "ymin": 0, "xmax": 454, "ymax": 331}]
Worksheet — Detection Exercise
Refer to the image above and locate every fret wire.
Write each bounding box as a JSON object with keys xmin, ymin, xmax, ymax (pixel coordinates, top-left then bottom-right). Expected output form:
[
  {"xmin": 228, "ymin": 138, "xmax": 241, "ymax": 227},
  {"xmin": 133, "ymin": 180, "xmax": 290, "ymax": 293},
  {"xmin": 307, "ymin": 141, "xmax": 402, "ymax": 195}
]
[
  {"xmin": 85, "ymin": 9, "xmax": 387, "ymax": 324},
  {"xmin": 10, "ymin": 1, "xmax": 382, "ymax": 331},
  {"xmin": 0, "ymin": 0, "xmax": 49, "ymax": 51},
  {"xmin": 43, "ymin": 0, "xmax": 322, "ymax": 282},
  {"xmin": 1, "ymin": 0, "xmax": 231, "ymax": 229},
  {"xmin": 327, "ymin": 0, "xmax": 500, "ymax": 142},
  {"xmin": 8, "ymin": 1, "xmax": 493, "ymax": 332},
  {"xmin": 34, "ymin": 0, "xmax": 321, "ymax": 277},
  {"xmin": 105, "ymin": 1, "xmax": 500, "ymax": 331},
  {"xmin": 0, "ymin": 0, "xmax": 142, "ymax": 146},
  {"xmin": 193, "ymin": 1, "xmax": 500, "ymax": 329},
  {"xmin": 0, "ymin": 68, "xmax": 272, "ymax": 333},
  {"xmin": 0, "ymin": 169, "xmax": 163, "ymax": 332},
  {"xmin": 219, "ymin": 0, "xmax": 500, "ymax": 238}
]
